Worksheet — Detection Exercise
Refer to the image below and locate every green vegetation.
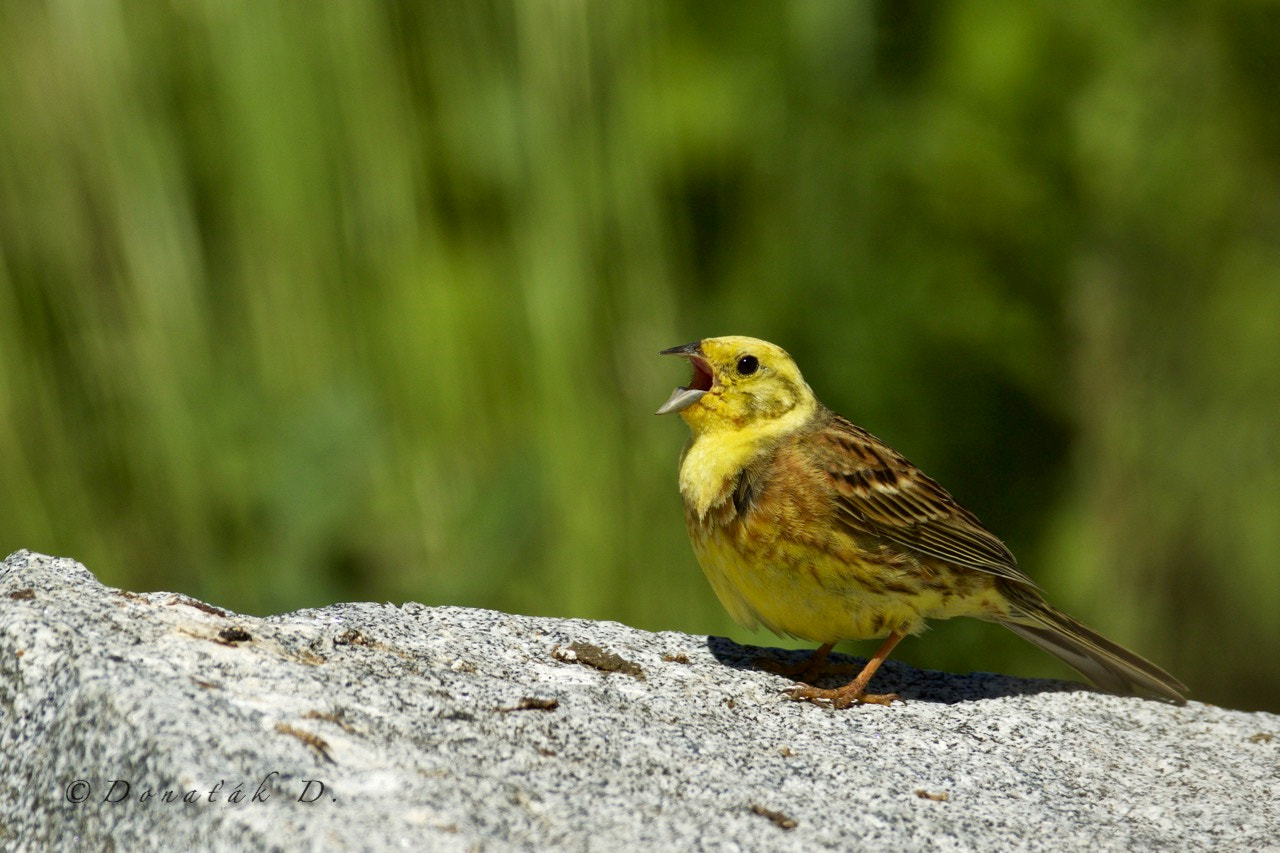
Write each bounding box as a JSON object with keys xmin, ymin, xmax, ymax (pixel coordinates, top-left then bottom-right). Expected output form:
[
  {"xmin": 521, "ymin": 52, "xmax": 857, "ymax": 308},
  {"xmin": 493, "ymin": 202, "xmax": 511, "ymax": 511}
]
[{"xmin": 2, "ymin": 2, "xmax": 1277, "ymax": 711}]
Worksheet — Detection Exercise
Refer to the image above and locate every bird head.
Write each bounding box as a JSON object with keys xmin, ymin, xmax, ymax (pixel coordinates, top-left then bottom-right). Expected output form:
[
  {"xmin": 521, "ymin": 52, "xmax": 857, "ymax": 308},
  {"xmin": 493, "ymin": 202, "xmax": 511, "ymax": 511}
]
[{"xmin": 656, "ymin": 336, "xmax": 816, "ymax": 435}]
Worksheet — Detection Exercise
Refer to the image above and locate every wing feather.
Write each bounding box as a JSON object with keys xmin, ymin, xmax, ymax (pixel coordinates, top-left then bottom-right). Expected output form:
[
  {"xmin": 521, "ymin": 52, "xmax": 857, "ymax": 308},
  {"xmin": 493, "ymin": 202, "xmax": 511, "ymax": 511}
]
[{"xmin": 808, "ymin": 413, "xmax": 1037, "ymax": 588}]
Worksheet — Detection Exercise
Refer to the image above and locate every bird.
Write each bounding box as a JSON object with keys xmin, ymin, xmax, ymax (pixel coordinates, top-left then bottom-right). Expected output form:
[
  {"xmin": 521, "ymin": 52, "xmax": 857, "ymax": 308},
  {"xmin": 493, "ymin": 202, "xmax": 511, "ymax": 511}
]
[{"xmin": 656, "ymin": 335, "xmax": 1186, "ymax": 707}]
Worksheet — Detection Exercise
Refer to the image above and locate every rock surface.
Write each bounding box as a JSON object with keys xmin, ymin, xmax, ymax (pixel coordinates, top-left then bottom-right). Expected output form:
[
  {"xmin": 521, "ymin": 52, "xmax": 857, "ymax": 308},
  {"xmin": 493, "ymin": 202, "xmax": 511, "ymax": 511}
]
[{"xmin": 1, "ymin": 550, "xmax": 1277, "ymax": 850}]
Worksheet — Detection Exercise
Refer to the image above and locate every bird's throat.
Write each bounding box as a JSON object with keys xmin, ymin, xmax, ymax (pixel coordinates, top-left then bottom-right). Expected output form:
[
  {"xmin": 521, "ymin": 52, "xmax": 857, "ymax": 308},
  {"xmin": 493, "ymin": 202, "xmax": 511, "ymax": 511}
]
[{"xmin": 677, "ymin": 401, "xmax": 815, "ymax": 520}]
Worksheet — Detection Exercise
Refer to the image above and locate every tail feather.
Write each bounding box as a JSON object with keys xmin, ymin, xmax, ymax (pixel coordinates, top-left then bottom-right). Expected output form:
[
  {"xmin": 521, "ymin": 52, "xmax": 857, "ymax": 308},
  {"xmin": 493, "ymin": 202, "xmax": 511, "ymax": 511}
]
[{"xmin": 998, "ymin": 600, "xmax": 1187, "ymax": 703}]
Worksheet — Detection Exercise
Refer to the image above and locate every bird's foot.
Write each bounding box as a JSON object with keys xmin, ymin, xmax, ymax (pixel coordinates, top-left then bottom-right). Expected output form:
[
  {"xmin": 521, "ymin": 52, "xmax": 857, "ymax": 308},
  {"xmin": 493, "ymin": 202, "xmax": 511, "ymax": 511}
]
[{"xmin": 785, "ymin": 684, "xmax": 902, "ymax": 709}]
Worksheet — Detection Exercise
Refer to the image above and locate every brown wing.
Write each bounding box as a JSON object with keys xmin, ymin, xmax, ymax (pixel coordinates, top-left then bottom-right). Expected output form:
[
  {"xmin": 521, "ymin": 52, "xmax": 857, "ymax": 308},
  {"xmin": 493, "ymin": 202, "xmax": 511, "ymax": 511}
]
[{"xmin": 808, "ymin": 411, "xmax": 1039, "ymax": 589}]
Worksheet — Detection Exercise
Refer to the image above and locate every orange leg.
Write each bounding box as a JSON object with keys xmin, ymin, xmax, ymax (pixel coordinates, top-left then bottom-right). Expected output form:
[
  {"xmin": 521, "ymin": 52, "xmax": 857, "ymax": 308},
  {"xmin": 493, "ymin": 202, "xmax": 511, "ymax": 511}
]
[
  {"xmin": 757, "ymin": 642, "xmax": 863, "ymax": 681},
  {"xmin": 786, "ymin": 632, "xmax": 905, "ymax": 708},
  {"xmin": 758, "ymin": 642, "xmax": 835, "ymax": 681}
]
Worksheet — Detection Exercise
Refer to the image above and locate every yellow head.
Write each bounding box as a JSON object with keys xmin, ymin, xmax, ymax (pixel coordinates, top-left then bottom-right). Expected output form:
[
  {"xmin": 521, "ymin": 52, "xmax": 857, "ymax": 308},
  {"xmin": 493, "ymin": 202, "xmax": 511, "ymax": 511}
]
[{"xmin": 656, "ymin": 336, "xmax": 817, "ymax": 436}]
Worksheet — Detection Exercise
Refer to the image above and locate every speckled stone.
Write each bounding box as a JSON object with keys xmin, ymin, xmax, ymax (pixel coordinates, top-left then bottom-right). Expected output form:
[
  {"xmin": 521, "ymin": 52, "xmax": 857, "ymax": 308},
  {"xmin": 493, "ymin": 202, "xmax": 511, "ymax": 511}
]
[{"xmin": 1, "ymin": 550, "xmax": 1276, "ymax": 850}]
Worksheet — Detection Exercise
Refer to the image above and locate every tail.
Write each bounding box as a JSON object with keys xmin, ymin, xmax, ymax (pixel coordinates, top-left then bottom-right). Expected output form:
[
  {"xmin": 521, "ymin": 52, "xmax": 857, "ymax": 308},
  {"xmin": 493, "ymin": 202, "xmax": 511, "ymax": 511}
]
[{"xmin": 997, "ymin": 591, "xmax": 1187, "ymax": 703}]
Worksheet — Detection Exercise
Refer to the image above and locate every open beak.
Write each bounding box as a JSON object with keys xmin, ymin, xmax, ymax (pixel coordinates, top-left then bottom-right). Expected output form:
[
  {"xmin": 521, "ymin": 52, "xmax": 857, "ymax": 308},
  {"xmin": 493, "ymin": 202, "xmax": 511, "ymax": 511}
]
[{"xmin": 656, "ymin": 341, "xmax": 714, "ymax": 414}]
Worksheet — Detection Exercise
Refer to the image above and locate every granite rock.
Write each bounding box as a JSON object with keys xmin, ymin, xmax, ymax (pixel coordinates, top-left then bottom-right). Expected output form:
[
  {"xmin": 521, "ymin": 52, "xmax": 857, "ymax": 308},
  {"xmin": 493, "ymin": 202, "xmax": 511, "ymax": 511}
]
[{"xmin": 1, "ymin": 550, "xmax": 1276, "ymax": 850}]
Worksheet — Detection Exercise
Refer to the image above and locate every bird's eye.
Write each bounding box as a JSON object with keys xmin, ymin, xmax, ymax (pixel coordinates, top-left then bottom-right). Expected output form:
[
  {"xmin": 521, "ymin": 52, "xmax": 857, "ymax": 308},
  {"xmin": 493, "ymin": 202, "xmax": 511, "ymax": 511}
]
[{"xmin": 736, "ymin": 354, "xmax": 759, "ymax": 375}]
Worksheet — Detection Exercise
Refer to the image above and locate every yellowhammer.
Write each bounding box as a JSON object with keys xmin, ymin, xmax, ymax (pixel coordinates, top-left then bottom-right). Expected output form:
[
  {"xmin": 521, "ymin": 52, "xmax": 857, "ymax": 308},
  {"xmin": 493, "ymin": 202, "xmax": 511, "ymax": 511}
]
[{"xmin": 657, "ymin": 335, "xmax": 1186, "ymax": 707}]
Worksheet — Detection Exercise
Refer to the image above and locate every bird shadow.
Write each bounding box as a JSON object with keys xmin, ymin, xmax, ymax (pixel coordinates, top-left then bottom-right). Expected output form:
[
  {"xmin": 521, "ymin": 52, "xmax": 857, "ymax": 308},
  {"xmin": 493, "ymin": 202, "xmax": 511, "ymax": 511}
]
[{"xmin": 705, "ymin": 635, "xmax": 1087, "ymax": 705}]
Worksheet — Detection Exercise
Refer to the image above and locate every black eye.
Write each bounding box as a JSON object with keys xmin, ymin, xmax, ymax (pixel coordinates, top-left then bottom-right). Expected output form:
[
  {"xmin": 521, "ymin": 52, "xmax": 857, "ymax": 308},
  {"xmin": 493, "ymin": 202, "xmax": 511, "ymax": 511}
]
[{"xmin": 736, "ymin": 354, "xmax": 759, "ymax": 375}]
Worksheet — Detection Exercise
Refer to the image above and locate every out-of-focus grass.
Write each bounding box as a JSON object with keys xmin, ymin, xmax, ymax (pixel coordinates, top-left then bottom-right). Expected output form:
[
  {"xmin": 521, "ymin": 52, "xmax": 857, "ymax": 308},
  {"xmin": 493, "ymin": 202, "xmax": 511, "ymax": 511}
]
[{"xmin": 1, "ymin": 2, "xmax": 1278, "ymax": 711}]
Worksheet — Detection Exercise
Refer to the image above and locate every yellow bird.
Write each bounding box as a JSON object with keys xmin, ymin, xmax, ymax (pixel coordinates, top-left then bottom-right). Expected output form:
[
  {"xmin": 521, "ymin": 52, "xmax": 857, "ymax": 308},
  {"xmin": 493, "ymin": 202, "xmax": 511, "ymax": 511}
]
[{"xmin": 657, "ymin": 335, "xmax": 1186, "ymax": 707}]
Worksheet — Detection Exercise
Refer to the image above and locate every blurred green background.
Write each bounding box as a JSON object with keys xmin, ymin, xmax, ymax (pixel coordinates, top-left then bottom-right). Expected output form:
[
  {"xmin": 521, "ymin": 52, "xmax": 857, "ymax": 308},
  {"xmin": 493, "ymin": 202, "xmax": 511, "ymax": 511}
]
[{"xmin": 2, "ymin": 2, "xmax": 1278, "ymax": 712}]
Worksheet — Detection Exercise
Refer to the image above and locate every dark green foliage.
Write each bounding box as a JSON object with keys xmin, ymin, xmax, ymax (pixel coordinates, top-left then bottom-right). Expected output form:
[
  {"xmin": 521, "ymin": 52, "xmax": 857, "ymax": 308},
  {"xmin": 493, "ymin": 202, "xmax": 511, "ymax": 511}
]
[{"xmin": 1, "ymin": 2, "xmax": 1277, "ymax": 710}]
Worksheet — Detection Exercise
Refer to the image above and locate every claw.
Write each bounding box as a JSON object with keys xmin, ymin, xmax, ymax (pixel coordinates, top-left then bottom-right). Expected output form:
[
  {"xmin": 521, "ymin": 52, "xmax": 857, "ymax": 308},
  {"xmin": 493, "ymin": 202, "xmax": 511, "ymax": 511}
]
[
  {"xmin": 786, "ymin": 685, "xmax": 902, "ymax": 709},
  {"xmin": 777, "ymin": 631, "xmax": 907, "ymax": 709}
]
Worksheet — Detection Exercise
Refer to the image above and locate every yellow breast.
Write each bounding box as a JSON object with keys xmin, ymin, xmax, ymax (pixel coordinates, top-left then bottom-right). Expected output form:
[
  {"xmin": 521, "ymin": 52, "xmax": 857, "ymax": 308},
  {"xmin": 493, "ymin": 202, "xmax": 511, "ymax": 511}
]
[
  {"xmin": 680, "ymin": 437, "xmax": 1006, "ymax": 644},
  {"xmin": 688, "ymin": 515, "xmax": 938, "ymax": 642}
]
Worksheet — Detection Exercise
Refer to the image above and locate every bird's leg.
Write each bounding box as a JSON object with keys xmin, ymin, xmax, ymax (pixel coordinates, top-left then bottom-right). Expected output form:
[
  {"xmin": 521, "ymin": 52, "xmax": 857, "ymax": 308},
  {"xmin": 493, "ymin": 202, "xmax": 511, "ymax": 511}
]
[
  {"xmin": 786, "ymin": 632, "xmax": 905, "ymax": 708},
  {"xmin": 756, "ymin": 642, "xmax": 850, "ymax": 682}
]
